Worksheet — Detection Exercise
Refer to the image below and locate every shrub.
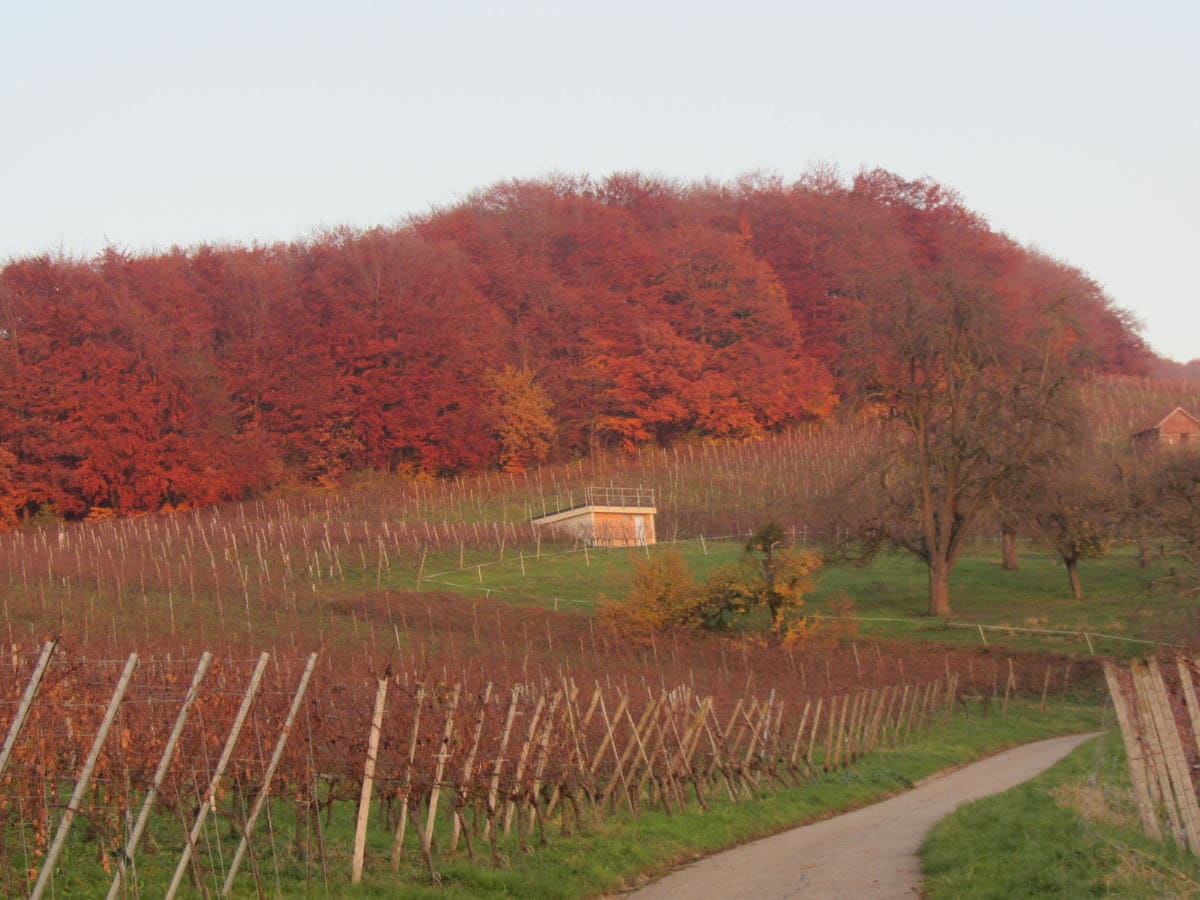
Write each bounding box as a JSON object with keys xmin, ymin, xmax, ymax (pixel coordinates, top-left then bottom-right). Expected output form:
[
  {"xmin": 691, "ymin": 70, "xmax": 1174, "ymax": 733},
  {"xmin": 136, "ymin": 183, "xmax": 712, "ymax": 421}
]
[
  {"xmin": 599, "ymin": 525, "xmax": 824, "ymax": 640},
  {"xmin": 596, "ymin": 549, "xmax": 705, "ymax": 639}
]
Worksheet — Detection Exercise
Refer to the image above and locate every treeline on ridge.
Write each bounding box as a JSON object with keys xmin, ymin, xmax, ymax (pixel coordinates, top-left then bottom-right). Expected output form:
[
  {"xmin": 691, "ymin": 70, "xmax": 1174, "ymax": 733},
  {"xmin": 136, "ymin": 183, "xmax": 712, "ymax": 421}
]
[{"xmin": 0, "ymin": 169, "xmax": 1147, "ymax": 525}]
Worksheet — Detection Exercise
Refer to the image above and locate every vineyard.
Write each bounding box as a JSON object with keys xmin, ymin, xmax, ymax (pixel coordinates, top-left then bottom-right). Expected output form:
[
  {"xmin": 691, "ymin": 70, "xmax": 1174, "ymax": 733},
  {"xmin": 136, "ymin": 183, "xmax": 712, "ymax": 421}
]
[
  {"xmin": 1, "ymin": 374, "xmax": 1196, "ymax": 638},
  {"xmin": 1079, "ymin": 377, "xmax": 1200, "ymax": 441},
  {"xmin": 0, "ymin": 591, "xmax": 1094, "ymax": 896},
  {"xmin": 0, "ymin": 375, "xmax": 1196, "ymax": 893},
  {"xmin": 0, "ymin": 419, "xmax": 881, "ymax": 652}
]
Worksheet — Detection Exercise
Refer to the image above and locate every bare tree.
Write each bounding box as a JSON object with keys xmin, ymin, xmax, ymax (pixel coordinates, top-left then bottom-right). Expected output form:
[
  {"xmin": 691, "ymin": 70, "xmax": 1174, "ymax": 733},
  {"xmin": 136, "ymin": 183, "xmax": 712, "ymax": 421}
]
[
  {"xmin": 832, "ymin": 176, "xmax": 1118, "ymax": 616},
  {"xmin": 1144, "ymin": 447, "xmax": 1200, "ymax": 596},
  {"xmin": 1024, "ymin": 442, "xmax": 1123, "ymax": 600}
]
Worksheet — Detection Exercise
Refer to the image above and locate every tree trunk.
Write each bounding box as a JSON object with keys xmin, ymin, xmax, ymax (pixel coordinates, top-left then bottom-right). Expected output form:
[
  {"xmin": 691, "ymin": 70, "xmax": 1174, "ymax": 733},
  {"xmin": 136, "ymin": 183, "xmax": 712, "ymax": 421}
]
[
  {"xmin": 1000, "ymin": 527, "xmax": 1019, "ymax": 571},
  {"xmin": 928, "ymin": 561, "xmax": 952, "ymax": 617},
  {"xmin": 1065, "ymin": 556, "xmax": 1083, "ymax": 600}
]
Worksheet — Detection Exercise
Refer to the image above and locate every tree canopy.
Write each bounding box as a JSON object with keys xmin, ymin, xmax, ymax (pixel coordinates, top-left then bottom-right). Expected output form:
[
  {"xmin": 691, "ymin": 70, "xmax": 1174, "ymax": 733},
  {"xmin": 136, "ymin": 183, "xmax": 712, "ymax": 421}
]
[{"xmin": 0, "ymin": 169, "xmax": 1147, "ymax": 525}]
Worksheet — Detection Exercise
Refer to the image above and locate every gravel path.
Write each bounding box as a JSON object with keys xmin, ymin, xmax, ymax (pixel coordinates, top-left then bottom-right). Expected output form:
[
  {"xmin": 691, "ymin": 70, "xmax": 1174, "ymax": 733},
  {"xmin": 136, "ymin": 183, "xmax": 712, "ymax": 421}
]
[{"xmin": 628, "ymin": 731, "xmax": 1101, "ymax": 899}]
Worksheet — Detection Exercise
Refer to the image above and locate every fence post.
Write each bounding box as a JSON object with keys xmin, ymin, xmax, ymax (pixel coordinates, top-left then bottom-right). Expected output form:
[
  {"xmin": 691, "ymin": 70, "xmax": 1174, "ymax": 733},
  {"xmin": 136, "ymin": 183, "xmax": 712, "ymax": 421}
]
[
  {"xmin": 1176, "ymin": 658, "xmax": 1200, "ymax": 756},
  {"xmin": 1101, "ymin": 661, "xmax": 1161, "ymax": 835},
  {"xmin": 1143, "ymin": 660, "xmax": 1200, "ymax": 855},
  {"xmin": 1129, "ymin": 662, "xmax": 1183, "ymax": 846}
]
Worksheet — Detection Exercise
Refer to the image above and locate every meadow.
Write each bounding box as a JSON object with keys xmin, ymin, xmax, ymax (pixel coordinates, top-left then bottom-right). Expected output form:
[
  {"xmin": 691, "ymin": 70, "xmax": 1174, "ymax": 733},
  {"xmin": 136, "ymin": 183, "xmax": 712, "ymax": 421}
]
[{"xmin": 424, "ymin": 538, "xmax": 1187, "ymax": 656}]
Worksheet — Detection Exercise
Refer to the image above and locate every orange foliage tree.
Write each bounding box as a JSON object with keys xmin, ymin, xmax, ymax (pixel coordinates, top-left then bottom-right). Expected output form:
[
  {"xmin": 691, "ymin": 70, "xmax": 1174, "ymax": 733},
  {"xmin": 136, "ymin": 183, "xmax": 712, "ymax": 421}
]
[
  {"xmin": 596, "ymin": 549, "xmax": 705, "ymax": 638},
  {"xmin": 486, "ymin": 365, "xmax": 556, "ymax": 473}
]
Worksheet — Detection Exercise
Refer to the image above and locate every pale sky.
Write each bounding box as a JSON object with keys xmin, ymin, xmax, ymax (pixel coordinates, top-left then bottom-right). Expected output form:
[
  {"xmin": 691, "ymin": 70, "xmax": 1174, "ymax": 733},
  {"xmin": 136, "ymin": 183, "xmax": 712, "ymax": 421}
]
[{"xmin": 3, "ymin": 1, "xmax": 1197, "ymax": 361}]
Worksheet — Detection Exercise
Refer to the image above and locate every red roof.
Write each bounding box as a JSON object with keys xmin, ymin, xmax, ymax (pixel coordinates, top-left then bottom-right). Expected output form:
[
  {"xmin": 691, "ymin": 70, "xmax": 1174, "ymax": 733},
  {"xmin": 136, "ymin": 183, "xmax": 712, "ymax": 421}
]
[{"xmin": 1132, "ymin": 406, "xmax": 1200, "ymax": 437}]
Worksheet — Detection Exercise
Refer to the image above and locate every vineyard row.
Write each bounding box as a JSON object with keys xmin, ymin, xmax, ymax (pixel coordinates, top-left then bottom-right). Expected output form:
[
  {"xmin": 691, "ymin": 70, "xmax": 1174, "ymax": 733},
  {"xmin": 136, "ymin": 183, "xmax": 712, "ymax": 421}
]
[{"xmin": 0, "ymin": 639, "xmax": 1078, "ymax": 895}]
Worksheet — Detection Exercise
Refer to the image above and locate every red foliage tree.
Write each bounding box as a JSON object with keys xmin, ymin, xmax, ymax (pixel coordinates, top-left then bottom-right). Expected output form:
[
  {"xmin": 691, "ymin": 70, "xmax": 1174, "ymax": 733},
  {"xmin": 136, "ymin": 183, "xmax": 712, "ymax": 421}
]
[
  {"xmin": 0, "ymin": 251, "xmax": 263, "ymax": 520},
  {"xmin": 0, "ymin": 168, "xmax": 1151, "ymax": 525},
  {"xmin": 291, "ymin": 228, "xmax": 506, "ymax": 478}
]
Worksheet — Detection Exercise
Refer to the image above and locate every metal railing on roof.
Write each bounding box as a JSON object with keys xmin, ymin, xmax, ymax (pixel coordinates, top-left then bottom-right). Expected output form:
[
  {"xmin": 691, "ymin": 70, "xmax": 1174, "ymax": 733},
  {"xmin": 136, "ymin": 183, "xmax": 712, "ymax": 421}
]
[{"xmin": 582, "ymin": 485, "xmax": 656, "ymax": 508}]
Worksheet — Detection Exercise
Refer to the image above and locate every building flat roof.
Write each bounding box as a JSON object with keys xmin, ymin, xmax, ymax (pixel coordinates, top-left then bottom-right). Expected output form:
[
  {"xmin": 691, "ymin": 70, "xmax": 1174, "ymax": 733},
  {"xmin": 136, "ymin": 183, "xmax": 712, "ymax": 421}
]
[{"xmin": 531, "ymin": 504, "xmax": 658, "ymax": 526}]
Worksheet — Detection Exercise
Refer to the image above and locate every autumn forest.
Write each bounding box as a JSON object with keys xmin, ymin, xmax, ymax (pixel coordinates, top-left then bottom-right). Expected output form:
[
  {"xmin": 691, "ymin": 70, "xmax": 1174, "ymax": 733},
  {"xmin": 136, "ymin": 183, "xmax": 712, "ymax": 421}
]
[{"xmin": 0, "ymin": 169, "xmax": 1148, "ymax": 527}]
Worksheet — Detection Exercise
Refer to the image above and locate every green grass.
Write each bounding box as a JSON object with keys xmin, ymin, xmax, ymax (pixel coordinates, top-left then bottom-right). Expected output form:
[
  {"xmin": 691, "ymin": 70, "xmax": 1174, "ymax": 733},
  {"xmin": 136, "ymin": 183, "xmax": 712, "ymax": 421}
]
[
  {"xmin": 921, "ymin": 729, "xmax": 1200, "ymax": 898},
  {"xmin": 808, "ymin": 544, "xmax": 1187, "ymax": 656},
  {"xmin": 418, "ymin": 539, "xmax": 744, "ymax": 613},
  {"xmin": 417, "ymin": 538, "xmax": 1188, "ymax": 657}
]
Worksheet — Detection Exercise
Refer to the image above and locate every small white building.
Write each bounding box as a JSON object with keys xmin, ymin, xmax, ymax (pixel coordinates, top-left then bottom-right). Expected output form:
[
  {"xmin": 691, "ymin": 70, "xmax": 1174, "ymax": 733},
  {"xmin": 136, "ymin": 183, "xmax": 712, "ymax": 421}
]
[{"xmin": 531, "ymin": 486, "xmax": 657, "ymax": 547}]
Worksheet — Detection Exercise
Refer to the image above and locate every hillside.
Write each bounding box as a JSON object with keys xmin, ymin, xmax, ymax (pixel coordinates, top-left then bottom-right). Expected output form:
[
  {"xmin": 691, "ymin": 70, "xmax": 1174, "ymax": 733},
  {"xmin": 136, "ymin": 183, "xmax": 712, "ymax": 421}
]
[
  {"xmin": 1149, "ymin": 355, "xmax": 1200, "ymax": 380},
  {"xmin": 1, "ymin": 372, "xmax": 1194, "ymax": 893},
  {"xmin": 0, "ymin": 169, "xmax": 1148, "ymax": 526},
  {"xmin": 0, "ymin": 373, "xmax": 1195, "ymax": 648}
]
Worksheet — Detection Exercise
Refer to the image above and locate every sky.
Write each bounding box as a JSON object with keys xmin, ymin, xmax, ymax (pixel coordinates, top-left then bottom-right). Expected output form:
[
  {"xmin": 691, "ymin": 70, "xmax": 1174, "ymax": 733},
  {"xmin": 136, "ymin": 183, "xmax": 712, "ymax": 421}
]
[{"xmin": 2, "ymin": 1, "xmax": 1197, "ymax": 361}]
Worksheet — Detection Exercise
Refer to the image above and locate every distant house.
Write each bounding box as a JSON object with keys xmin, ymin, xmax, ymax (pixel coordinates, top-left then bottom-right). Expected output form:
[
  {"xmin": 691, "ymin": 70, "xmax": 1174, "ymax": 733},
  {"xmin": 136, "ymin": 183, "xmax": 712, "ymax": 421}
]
[
  {"xmin": 1132, "ymin": 406, "xmax": 1200, "ymax": 450},
  {"xmin": 531, "ymin": 486, "xmax": 657, "ymax": 547}
]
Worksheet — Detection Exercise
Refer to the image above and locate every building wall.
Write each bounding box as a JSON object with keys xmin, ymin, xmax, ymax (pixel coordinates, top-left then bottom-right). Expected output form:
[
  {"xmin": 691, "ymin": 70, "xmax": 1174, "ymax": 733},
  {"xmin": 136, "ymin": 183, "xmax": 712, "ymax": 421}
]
[
  {"xmin": 534, "ymin": 509, "xmax": 595, "ymax": 544},
  {"xmin": 592, "ymin": 510, "xmax": 656, "ymax": 547},
  {"xmin": 1159, "ymin": 410, "xmax": 1200, "ymax": 445},
  {"xmin": 531, "ymin": 505, "xmax": 657, "ymax": 547}
]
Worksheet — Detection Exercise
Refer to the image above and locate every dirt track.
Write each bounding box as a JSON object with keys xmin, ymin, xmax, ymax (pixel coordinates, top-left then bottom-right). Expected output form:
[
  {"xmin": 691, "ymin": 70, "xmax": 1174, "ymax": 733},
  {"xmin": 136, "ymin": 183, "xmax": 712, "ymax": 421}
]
[{"xmin": 628, "ymin": 731, "xmax": 1101, "ymax": 899}]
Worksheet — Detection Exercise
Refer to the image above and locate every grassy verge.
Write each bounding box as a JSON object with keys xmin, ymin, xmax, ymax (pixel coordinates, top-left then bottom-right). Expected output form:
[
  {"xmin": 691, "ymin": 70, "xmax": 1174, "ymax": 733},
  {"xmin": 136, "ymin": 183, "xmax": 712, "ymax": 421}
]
[
  {"xmin": 921, "ymin": 729, "xmax": 1200, "ymax": 898},
  {"xmin": 359, "ymin": 700, "xmax": 1102, "ymax": 899}
]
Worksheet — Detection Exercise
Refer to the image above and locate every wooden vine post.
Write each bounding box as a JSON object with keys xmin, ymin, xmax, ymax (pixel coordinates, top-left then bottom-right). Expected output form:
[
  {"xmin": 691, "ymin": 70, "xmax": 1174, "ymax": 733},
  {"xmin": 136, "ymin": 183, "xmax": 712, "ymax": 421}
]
[
  {"xmin": 108, "ymin": 651, "xmax": 212, "ymax": 900},
  {"xmin": 391, "ymin": 684, "xmax": 427, "ymax": 871},
  {"xmin": 351, "ymin": 675, "xmax": 389, "ymax": 885},
  {"xmin": 222, "ymin": 651, "xmax": 320, "ymax": 897},
  {"xmin": 504, "ymin": 694, "xmax": 546, "ymax": 835},
  {"xmin": 33, "ymin": 653, "xmax": 138, "ymax": 900},
  {"xmin": 0, "ymin": 639, "xmax": 58, "ymax": 780},
  {"xmin": 597, "ymin": 691, "xmax": 636, "ymax": 816},
  {"xmin": 450, "ymin": 681, "xmax": 493, "ymax": 855},
  {"xmin": 422, "ymin": 683, "xmax": 462, "ymax": 883},
  {"xmin": 526, "ymin": 690, "xmax": 564, "ymax": 841},
  {"xmin": 166, "ymin": 651, "xmax": 270, "ymax": 900},
  {"xmin": 484, "ymin": 687, "xmax": 521, "ymax": 864}
]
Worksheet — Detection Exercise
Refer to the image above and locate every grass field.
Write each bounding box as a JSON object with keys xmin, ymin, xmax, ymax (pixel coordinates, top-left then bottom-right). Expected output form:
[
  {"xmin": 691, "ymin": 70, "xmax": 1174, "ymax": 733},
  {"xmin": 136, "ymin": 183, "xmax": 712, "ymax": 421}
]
[{"xmin": 419, "ymin": 538, "xmax": 1188, "ymax": 657}]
